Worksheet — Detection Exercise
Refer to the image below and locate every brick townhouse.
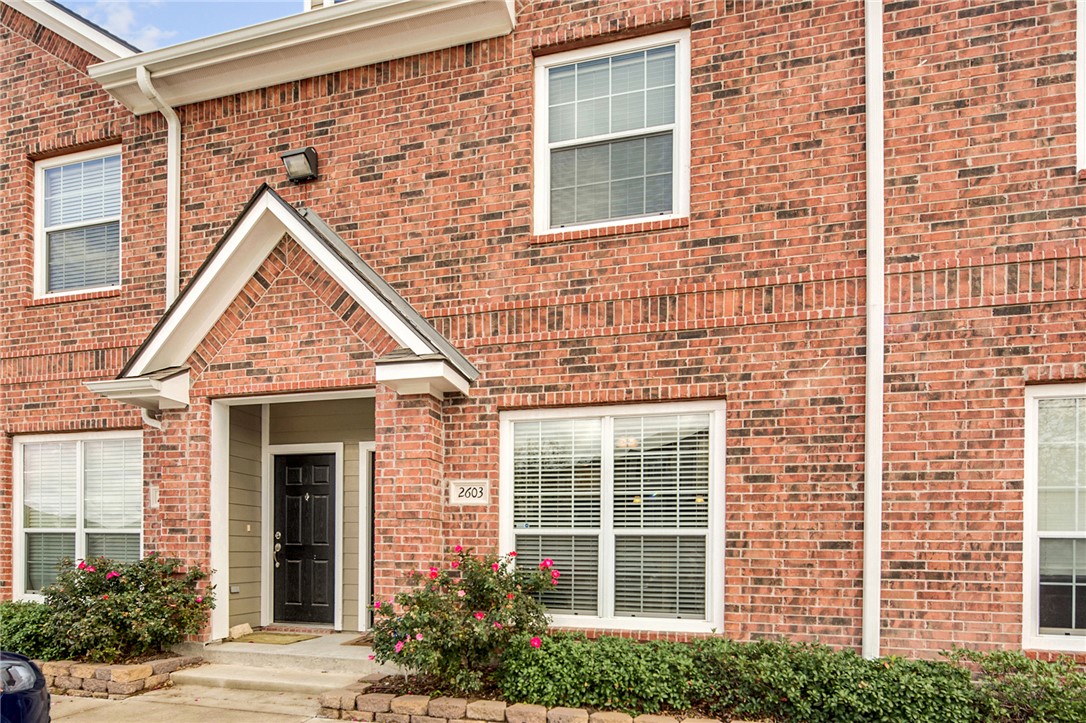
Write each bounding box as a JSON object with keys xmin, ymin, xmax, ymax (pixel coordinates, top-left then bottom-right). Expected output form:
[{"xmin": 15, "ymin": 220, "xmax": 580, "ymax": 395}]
[{"xmin": 1, "ymin": 0, "xmax": 1083, "ymax": 660}]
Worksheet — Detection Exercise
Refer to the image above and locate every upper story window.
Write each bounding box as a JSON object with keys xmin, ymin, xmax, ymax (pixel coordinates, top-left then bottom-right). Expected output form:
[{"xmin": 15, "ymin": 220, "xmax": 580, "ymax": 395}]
[
  {"xmin": 35, "ymin": 146, "xmax": 122, "ymax": 297},
  {"xmin": 13, "ymin": 432, "xmax": 142, "ymax": 597},
  {"xmin": 500, "ymin": 400, "xmax": 724, "ymax": 633},
  {"xmin": 533, "ymin": 30, "xmax": 690, "ymax": 235},
  {"xmin": 1024, "ymin": 385, "xmax": 1086, "ymax": 651}
]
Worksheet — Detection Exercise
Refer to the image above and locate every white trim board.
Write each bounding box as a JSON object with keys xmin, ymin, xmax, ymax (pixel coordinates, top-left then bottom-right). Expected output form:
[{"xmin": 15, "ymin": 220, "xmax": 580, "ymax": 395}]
[{"xmin": 358, "ymin": 441, "xmax": 376, "ymax": 632}]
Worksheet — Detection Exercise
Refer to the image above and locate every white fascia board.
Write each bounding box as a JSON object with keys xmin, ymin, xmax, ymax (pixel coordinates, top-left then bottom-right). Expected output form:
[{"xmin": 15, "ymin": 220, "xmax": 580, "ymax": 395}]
[
  {"xmin": 3, "ymin": 0, "xmax": 134, "ymax": 61},
  {"xmin": 375, "ymin": 359, "xmax": 471, "ymax": 397},
  {"xmin": 85, "ymin": 370, "xmax": 190, "ymax": 411},
  {"xmin": 87, "ymin": 0, "xmax": 515, "ymax": 115},
  {"xmin": 126, "ymin": 190, "xmax": 436, "ymax": 378},
  {"xmin": 126, "ymin": 195, "xmax": 284, "ymax": 376}
]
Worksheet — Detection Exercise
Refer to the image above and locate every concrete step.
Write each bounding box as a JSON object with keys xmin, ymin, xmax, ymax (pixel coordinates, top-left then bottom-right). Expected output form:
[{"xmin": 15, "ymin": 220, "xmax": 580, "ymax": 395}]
[
  {"xmin": 172, "ymin": 663, "xmax": 362, "ymax": 696},
  {"xmin": 174, "ymin": 632, "xmax": 399, "ymax": 675}
]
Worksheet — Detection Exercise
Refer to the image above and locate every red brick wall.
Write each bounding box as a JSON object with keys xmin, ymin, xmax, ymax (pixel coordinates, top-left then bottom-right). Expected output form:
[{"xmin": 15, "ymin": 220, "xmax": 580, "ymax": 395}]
[{"xmin": 2, "ymin": 0, "xmax": 1083, "ymax": 658}]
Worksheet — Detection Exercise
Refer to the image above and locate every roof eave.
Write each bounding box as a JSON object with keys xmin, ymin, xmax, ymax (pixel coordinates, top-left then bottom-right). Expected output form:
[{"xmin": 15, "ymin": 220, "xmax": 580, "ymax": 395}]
[
  {"xmin": 87, "ymin": 0, "xmax": 515, "ymax": 115},
  {"xmin": 2, "ymin": 0, "xmax": 137, "ymax": 61}
]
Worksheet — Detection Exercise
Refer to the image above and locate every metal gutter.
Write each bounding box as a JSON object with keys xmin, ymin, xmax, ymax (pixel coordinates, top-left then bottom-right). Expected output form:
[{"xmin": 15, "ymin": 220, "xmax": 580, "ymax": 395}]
[
  {"xmin": 136, "ymin": 67, "xmax": 181, "ymax": 306},
  {"xmin": 861, "ymin": 0, "xmax": 886, "ymax": 661}
]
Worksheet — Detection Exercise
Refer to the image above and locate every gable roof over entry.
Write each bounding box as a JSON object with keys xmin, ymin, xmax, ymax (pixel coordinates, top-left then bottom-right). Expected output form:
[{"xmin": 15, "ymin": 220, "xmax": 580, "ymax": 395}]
[{"xmin": 87, "ymin": 184, "xmax": 479, "ymax": 409}]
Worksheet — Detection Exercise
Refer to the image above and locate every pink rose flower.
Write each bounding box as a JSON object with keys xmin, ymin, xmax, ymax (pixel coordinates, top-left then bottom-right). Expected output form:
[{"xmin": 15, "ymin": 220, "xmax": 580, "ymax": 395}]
[
  {"xmin": 454, "ymin": 545, "xmax": 463, "ymax": 553},
  {"xmin": 429, "ymin": 566, "xmax": 439, "ymax": 579},
  {"xmin": 539, "ymin": 558, "xmax": 553, "ymax": 569},
  {"xmin": 508, "ymin": 551, "xmax": 517, "ymax": 557},
  {"xmin": 491, "ymin": 563, "xmax": 500, "ymax": 571},
  {"xmin": 87, "ymin": 566, "xmax": 97, "ymax": 573},
  {"xmin": 474, "ymin": 611, "xmax": 485, "ymax": 620},
  {"xmin": 196, "ymin": 596, "xmax": 203, "ymax": 603},
  {"xmin": 551, "ymin": 570, "xmax": 561, "ymax": 579},
  {"xmin": 415, "ymin": 633, "xmax": 424, "ymax": 641},
  {"xmin": 106, "ymin": 571, "xmax": 120, "ymax": 580},
  {"xmin": 551, "ymin": 579, "xmax": 558, "ymax": 586},
  {"xmin": 493, "ymin": 622, "xmax": 504, "ymax": 629},
  {"xmin": 375, "ymin": 601, "xmax": 382, "ymax": 609},
  {"xmin": 451, "ymin": 561, "xmax": 459, "ymax": 569},
  {"xmin": 77, "ymin": 561, "xmax": 87, "ymax": 571},
  {"xmin": 394, "ymin": 640, "xmax": 404, "ymax": 653},
  {"xmin": 530, "ymin": 636, "xmax": 542, "ymax": 648},
  {"xmin": 368, "ymin": 654, "xmax": 376, "ymax": 660},
  {"xmin": 457, "ymin": 590, "xmax": 466, "ymax": 597}
]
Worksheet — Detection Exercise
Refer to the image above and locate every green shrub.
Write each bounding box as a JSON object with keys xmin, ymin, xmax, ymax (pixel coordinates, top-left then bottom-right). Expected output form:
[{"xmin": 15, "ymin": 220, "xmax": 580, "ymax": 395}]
[
  {"xmin": 371, "ymin": 547, "xmax": 554, "ymax": 693},
  {"xmin": 44, "ymin": 555, "xmax": 214, "ymax": 663},
  {"xmin": 691, "ymin": 637, "xmax": 982, "ymax": 723},
  {"xmin": 945, "ymin": 648, "xmax": 1086, "ymax": 723},
  {"xmin": 0, "ymin": 601, "xmax": 64, "ymax": 660},
  {"xmin": 499, "ymin": 633, "xmax": 696, "ymax": 714}
]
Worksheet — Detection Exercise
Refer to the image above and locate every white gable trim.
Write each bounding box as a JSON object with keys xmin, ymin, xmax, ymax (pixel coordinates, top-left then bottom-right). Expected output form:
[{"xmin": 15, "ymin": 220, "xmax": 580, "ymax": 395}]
[
  {"xmin": 125, "ymin": 190, "xmax": 435, "ymax": 378},
  {"xmin": 2, "ymin": 0, "xmax": 135, "ymax": 61}
]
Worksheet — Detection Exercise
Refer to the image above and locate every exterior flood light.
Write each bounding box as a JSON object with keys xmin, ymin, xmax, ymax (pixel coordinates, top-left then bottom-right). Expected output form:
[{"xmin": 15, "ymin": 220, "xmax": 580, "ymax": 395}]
[{"xmin": 281, "ymin": 146, "xmax": 318, "ymax": 182}]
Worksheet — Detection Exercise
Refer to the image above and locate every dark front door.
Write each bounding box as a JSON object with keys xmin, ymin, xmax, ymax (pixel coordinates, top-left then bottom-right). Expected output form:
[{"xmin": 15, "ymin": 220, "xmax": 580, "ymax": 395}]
[{"xmin": 274, "ymin": 453, "xmax": 335, "ymax": 624}]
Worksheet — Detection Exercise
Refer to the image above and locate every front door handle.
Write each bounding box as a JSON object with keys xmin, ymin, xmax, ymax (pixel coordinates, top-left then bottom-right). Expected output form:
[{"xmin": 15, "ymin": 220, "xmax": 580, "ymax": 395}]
[{"xmin": 274, "ymin": 542, "xmax": 282, "ymax": 568}]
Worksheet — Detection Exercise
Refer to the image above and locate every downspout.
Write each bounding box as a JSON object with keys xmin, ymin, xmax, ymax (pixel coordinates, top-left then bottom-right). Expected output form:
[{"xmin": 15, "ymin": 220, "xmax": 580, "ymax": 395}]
[
  {"xmin": 861, "ymin": 0, "xmax": 886, "ymax": 661},
  {"xmin": 135, "ymin": 66, "xmax": 181, "ymax": 306}
]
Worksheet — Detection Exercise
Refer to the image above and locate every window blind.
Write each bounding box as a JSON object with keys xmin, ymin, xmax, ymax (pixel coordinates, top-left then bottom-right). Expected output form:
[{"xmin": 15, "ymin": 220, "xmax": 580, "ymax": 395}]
[
  {"xmin": 515, "ymin": 534, "xmax": 600, "ymax": 615},
  {"xmin": 26, "ymin": 532, "xmax": 75, "ymax": 593},
  {"xmin": 44, "ymin": 155, "xmax": 121, "ymax": 227},
  {"xmin": 548, "ymin": 45, "xmax": 676, "ymax": 227},
  {"xmin": 22, "ymin": 441, "xmax": 78, "ymax": 528},
  {"xmin": 87, "ymin": 533, "xmax": 141, "ymax": 562},
  {"xmin": 614, "ymin": 535, "xmax": 706, "ymax": 618},
  {"xmin": 513, "ymin": 418, "xmax": 601, "ymax": 529},
  {"xmin": 83, "ymin": 438, "xmax": 142, "ymax": 530}
]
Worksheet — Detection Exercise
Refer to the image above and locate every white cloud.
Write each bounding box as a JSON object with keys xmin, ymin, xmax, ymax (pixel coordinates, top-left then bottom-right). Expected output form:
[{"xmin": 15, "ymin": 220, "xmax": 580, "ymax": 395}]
[{"xmin": 76, "ymin": 1, "xmax": 178, "ymax": 50}]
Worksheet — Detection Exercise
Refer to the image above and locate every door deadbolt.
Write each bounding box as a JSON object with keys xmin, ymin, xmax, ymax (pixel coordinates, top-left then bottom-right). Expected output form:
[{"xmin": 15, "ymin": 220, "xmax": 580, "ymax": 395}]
[{"xmin": 274, "ymin": 531, "xmax": 281, "ymax": 540}]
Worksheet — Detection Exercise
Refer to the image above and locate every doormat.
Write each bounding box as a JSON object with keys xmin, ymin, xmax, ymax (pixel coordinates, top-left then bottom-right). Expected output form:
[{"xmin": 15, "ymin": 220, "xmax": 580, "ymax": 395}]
[
  {"xmin": 342, "ymin": 632, "xmax": 374, "ymax": 646},
  {"xmin": 233, "ymin": 632, "xmax": 319, "ymax": 645}
]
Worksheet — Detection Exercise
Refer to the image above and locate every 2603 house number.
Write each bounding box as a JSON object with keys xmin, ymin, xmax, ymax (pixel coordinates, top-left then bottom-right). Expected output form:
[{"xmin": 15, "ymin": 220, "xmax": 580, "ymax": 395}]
[{"xmin": 449, "ymin": 480, "xmax": 488, "ymax": 506}]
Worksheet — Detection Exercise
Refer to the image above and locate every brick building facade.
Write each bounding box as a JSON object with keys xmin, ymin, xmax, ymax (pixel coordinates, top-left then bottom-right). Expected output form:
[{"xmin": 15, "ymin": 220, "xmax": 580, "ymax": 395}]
[{"xmin": 1, "ymin": 0, "xmax": 1083, "ymax": 659}]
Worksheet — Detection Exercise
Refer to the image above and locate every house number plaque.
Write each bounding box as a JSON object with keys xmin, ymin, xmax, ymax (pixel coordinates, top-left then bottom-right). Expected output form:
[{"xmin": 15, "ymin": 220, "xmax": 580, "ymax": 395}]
[{"xmin": 449, "ymin": 479, "xmax": 489, "ymax": 506}]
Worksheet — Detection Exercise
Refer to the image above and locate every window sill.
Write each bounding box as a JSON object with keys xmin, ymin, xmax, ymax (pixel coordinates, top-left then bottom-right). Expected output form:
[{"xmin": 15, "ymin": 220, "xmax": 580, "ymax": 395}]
[
  {"xmin": 549, "ymin": 613, "xmax": 717, "ymax": 635},
  {"xmin": 531, "ymin": 216, "xmax": 689, "ymax": 245},
  {"xmin": 1023, "ymin": 633, "xmax": 1086, "ymax": 654},
  {"xmin": 28, "ymin": 287, "xmax": 122, "ymax": 307}
]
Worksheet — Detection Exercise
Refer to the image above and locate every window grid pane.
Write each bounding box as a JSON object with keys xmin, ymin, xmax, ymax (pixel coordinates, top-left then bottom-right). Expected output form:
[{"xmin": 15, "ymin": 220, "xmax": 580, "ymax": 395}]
[
  {"xmin": 546, "ymin": 43, "xmax": 677, "ymax": 229},
  {"xmin": 1039, "ymin": 538, "xmax": 1086, "ymax": 634},
  {"xmin": 513, "ymin": 419, "xmax": 601, "ymax": 529},
  {"xmin": 47, "ymin": 222, "xmax": 120, "ymax": 293},
  {"xmin": 515, "ymin": 534, "xmax": 599, "ymax": 616},
  {"xmin": 23, "ymin": 442, "xmax": 78, "ymax": 528},
  {"xmin": 43, "ymin": 155, "xmax": 121, "ymax": 228},
  {"xmin": 84, "ymin": 438, "xmax": 143, "ymax": 530},
  {"xmin": 26, "ymin": 532, "xmax": 75, "ymax": 593},
  {"xmin": 614, "ymin": 535, "xmax": 706, "ymax": 619}
]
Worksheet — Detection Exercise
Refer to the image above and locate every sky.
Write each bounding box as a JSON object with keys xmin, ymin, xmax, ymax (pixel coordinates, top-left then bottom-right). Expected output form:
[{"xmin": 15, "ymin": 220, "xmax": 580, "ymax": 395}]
[{"xmin": 58, "ymin": 0, "xmax": 301, "ymax": 50}]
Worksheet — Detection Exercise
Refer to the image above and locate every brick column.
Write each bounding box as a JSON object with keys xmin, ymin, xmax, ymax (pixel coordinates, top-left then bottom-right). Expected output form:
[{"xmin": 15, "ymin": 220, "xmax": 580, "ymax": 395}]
[{"xmin": 372, "ymin": 386, "xmax": 445, "ymax": 603}]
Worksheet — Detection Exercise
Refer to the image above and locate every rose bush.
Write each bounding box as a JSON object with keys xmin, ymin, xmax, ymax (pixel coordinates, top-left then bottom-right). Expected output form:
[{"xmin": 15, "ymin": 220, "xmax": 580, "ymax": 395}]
[
  {"xmin": 44, "ymin": 554, "xmax": 214, "ymax": 663},
  {"xmin": 371, "ymin": 547, "xmax": 556, "ymax": 692}
]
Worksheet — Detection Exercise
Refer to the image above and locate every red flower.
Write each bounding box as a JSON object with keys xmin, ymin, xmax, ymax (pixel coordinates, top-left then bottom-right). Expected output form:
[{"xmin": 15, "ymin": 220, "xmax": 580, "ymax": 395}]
[
  {"xmin": 507, "ymin": 593, "xmax": 515, "ymax": 600},
  {"xmin": 491, "ymin": 562, "xmax": 500, "ymax": 571},
  {"xmin": 429, "ymin": 567, "xmax": 439, "ymax": 579},
  {"xmin": 508, "ymin": 551, "xmax": 517, "ymax": 557},
  {"xmin": 454, "ymin": 545, "xmax": 463, "ymax": 553},
  {"xmin": 530, "ymin": 636, "xmax": 542, "ymax": 648},
  {"xmin": 539, "ymin": 558, "xmax": 554, "ymax": 569},
  {"xmin": 474, "ymin": 611, "xmax": 485, "ymax": 620},
  {"xmin": 101, "ymin": 594, "xmax": 109, "ymax": 600}
]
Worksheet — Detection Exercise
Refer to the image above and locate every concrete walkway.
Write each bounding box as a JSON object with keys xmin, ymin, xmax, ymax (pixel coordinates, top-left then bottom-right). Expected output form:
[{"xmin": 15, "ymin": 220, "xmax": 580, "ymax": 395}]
[{"xmin": 51, "ymin": 684, "xmax": 326, "ymax": 722}]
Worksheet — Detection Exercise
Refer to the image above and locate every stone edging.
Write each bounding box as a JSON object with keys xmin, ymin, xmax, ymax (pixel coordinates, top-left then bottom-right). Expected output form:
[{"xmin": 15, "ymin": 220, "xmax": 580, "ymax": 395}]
[
  {"xmin": 39, "ymin": 655, "xmax": 203, "ymax": 699},
  {"xmin": 317, "ymin": 691, "xmax": 729, "ymax": 723}
]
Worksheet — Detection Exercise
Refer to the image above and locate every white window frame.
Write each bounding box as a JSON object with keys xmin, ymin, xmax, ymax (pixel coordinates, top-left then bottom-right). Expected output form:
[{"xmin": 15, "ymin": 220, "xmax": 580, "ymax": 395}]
[
  {"xmin": 12, "ymin": 431, "xmax": 143, "ymax": 600},
  {"xmin": 532, "ymin": 30, "xmax": 691, "ymax": 236},
  {"xmin": 34, "ymin": 145, "xmax": 123, "ymax": 299},
  {"xmin": 499, "ymin": 400, "xmax": 725, "ymax": 634},
  {"xmin": 1023, "ymin": 384, "xmax": 1086, "ymax": 653}
]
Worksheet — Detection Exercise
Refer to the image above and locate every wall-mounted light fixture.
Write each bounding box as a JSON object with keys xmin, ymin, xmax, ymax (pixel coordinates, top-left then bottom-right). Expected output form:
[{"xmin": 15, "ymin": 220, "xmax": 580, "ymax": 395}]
[{"xmin": 281, "ymin": 146, "xmax": 318, "ymax": 183}]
